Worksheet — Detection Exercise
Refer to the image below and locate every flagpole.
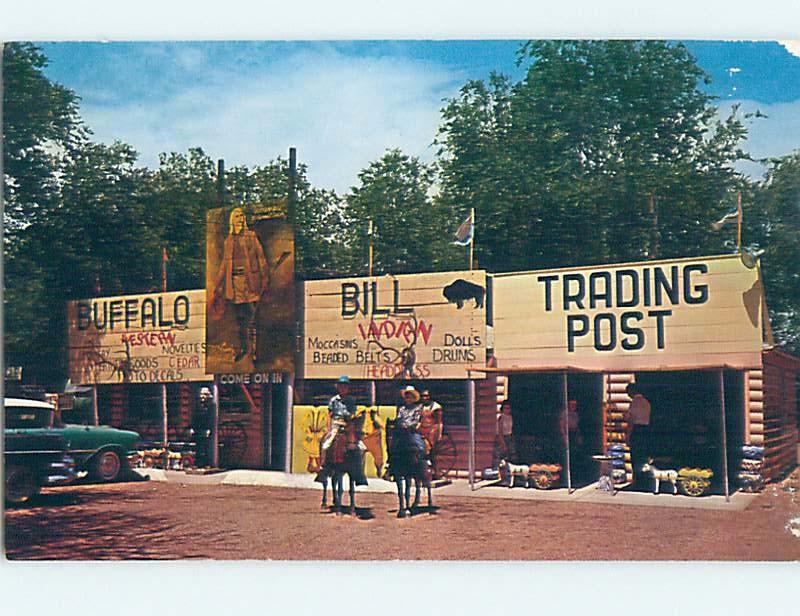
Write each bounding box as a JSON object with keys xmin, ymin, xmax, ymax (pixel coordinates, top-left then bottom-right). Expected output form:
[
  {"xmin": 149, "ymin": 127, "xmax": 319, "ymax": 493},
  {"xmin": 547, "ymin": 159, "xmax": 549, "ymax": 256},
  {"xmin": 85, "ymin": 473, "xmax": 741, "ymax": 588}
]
[
  {"xmin": 161, "ymin": 246, "xmax": 168, "ymax": 449},
  {"xmin": 736, "ymin": 192, "xmax": 743, "ymax": 255},
  {"xmin": 469, "ymin": 208, "xmax": 474, "ymax": 271},
  {"xmin": 368, "ymin": 219, "xmax": 374, "ymax": 277}
]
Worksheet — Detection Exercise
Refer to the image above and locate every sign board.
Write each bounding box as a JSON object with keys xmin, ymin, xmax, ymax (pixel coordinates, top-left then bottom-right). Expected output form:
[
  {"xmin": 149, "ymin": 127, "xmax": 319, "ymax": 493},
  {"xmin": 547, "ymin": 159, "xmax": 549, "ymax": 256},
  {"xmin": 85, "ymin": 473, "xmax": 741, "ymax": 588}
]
[
  {"xmin": 206, "ymin": 204, "xmax": 295, "ymax": 374},
  {"xmin": 303, "ymin": 270, "xmax": 487, "ymax": 379},
  {"xmin": 492, "ymin": 254, "xmax": 764, "ymax": 371},
  {"xmin": 67, "ymin": 289, "xmax": 208, "ymax": 384}
]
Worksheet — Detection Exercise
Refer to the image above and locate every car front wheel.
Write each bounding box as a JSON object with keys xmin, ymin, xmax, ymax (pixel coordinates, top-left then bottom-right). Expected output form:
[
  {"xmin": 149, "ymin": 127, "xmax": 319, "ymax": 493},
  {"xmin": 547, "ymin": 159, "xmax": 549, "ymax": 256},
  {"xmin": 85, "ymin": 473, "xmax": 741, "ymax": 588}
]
[
  {"xmin": 6, "ymin": 466, "xmax": 39, "ymax": 504},
  {"xmin": 92, "ymin": 450, "xmax": 123, "ymax": 482}
]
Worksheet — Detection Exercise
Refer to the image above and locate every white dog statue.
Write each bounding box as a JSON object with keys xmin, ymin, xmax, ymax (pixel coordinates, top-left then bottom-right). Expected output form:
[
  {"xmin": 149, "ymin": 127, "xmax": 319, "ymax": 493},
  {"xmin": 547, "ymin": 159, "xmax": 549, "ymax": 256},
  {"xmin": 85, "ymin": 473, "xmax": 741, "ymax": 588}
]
[{"xmin": 499, "ymin": 459, "xmax": 529, "ymax": 488}]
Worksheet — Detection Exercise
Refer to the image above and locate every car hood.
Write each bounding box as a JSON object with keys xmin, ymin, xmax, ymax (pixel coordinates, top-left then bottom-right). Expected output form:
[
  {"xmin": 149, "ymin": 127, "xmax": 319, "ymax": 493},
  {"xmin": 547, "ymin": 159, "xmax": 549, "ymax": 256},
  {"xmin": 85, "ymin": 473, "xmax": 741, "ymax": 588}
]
[{"xmin": 63, "ymin": 424, "xmax": 140, "ymax": 439}]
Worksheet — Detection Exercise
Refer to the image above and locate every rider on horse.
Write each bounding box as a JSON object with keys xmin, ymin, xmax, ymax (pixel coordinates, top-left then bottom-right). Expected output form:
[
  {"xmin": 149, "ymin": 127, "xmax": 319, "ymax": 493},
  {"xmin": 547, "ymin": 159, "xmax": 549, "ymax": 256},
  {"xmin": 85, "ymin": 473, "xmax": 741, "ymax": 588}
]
[
  {"xmin": 395, "ymin": 386, "xmax": 426, "ymax": 460},
  {"xmin": 316, "ymin": 375, "xmax": 368, "ymax": 485}
]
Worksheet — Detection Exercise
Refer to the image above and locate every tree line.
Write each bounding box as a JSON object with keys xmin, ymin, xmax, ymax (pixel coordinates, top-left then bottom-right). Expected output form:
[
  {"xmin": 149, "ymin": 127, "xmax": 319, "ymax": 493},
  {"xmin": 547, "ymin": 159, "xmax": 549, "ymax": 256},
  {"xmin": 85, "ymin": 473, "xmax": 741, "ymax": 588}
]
[{"xmin": 3, "ymin": 41, "xmax": 799, "ymax": 386}]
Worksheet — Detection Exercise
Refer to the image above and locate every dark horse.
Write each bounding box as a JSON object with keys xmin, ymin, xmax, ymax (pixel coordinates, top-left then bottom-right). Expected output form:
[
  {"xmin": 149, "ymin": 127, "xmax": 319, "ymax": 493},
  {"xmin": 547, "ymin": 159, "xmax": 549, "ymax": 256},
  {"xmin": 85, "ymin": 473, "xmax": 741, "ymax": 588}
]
[
  {"xmin": 319, "ymin": 416, "xmax": 367, "ymax": 516},
  {"xmin": 385, "ymin": 418, "xmax": 432, "ymax": 518}
]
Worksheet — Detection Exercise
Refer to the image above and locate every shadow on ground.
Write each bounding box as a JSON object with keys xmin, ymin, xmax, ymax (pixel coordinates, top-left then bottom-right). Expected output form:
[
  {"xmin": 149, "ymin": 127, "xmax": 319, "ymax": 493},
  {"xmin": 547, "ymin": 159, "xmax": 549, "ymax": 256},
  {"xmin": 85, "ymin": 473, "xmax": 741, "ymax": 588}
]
[{"xmin": 4, "ymin": 484, "xmax": 210, "ymax": 560}]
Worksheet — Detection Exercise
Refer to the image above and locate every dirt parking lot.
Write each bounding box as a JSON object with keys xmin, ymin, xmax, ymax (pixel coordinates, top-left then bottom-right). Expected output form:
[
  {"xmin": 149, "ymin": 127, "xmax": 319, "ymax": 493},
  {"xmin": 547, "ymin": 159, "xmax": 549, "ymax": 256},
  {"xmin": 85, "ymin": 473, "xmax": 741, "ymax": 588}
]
[{"xmin": 5, "ymin": 471, "xmax": 800, "ymax": 560}]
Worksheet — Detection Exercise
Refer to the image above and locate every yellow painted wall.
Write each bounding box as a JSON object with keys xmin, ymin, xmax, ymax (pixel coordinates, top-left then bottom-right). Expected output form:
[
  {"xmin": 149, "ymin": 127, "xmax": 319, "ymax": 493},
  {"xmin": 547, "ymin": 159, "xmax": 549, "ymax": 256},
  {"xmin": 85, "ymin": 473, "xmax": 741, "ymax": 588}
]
[{"xmin": 291, "ymin": 405, "xmax": 397, "ymax": 476}]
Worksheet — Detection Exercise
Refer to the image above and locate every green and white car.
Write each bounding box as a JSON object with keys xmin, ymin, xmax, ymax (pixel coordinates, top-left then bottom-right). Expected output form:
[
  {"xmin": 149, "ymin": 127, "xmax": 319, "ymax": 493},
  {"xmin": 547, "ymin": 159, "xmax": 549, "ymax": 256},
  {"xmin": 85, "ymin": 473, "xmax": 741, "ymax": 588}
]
[{"xmin": 4, "ymin": 398, "xmax": 140, "ymax": 482}]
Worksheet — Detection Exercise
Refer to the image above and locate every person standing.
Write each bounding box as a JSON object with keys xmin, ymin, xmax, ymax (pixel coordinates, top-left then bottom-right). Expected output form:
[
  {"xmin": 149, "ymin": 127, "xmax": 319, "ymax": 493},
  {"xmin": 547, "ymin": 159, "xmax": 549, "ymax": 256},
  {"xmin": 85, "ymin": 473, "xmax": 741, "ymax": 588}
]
[
  {"xmin": 625, "ymin": 383, "xmax": 652, "ymax": 487},
  {"xmin": 492, "ymin": 401, "xmax": 516, "ymax": 469},
  {"xmin": 419, "ymin": 389, "xmax": 443, "ymax": 449},
  {"xmin": 193, "ymin": 387, "xmax": 216, "ymax": 468}
]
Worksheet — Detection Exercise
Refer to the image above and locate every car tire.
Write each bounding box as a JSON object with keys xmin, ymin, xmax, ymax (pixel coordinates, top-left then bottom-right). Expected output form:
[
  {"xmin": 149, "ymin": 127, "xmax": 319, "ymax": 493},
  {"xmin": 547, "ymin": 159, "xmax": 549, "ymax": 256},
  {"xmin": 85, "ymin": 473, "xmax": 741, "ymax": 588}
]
[
  {"xmin": 92, "ymin": 450, "xmax": 123, "ymax": 482},
  {"xmin": 6, "ymin": 466, "xmax": 39, "ymax": 504}
]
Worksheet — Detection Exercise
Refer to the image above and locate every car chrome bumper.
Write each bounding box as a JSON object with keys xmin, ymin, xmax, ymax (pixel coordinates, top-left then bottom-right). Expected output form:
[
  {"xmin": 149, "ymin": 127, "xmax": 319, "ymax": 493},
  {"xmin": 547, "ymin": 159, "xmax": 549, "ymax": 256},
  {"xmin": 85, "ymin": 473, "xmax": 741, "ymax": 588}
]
[{"xmin": 43, "ymin": 456, "xmax": 76, "ymax": 486}]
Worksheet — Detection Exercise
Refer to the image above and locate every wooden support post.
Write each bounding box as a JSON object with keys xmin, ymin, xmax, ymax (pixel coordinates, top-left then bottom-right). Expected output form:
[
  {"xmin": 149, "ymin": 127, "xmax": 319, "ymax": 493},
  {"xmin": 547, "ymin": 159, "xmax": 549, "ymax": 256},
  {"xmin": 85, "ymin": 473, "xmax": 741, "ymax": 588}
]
[
  {"xmin": 285, "ymin": 378, "xmax": 294, "ymax": 472},
  {"xmin": 212, "ymin": 376, "xmax": 220, "ymax": 469},
  {"xmin": 263, "ymin": 382, "xmax": 272, "ymax": 469},
  {"xmin": 562, "ymin": 371, "xmax": 572, "ymax": 493},
  {"xmin": 468, "ymin": 379, "xmax": 476, "ymax": 490},
  {"xmin": 719, "ymin": 369, "xmax": 730, "ymax": 502},
  {"xmin": 161, "ymin": 384, "xmax": 168, "ymax": 448},
  {"xmin": 92, "ymin": 385, "xmax": 99, "ymax": 426}
]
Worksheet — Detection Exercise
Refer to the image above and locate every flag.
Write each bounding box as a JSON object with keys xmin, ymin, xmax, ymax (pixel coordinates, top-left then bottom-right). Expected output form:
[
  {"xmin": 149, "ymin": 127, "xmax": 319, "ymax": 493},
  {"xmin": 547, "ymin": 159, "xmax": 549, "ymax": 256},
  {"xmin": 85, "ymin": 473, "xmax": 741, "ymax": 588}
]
[
  {"xmin": 453, "ymin": 212, "xmax": 474, "ymax": 246},
  {"xmin": 711, "ymin": 210, "xmax": 740, "ymax": 231}
]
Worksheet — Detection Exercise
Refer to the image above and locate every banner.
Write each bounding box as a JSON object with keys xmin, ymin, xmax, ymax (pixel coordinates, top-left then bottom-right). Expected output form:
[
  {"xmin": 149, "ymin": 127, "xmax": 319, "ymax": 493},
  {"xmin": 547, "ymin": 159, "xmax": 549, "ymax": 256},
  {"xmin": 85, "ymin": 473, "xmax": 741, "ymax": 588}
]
[
  {"xmin": 206, "ymin": 203, "xmax": 295, "ymax": 374},
  {"xmin": 302, "ymin": 270, "xmax": 487, "ymax": 379},
  {"xmin": 492, "ymin": 254, "xmax": 764, "ymax": 371},
  {"xmin": 67, "ymin": 289, "xmax": 207, "ymax": 384}
]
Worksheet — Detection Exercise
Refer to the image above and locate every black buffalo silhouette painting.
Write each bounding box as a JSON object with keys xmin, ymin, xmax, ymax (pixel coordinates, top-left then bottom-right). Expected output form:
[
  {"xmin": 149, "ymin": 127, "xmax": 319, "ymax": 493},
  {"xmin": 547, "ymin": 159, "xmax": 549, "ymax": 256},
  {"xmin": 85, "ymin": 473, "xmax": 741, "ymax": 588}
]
[{"xmin": 443, "ymin": 279, "xmax": 485, "ymax": 309}]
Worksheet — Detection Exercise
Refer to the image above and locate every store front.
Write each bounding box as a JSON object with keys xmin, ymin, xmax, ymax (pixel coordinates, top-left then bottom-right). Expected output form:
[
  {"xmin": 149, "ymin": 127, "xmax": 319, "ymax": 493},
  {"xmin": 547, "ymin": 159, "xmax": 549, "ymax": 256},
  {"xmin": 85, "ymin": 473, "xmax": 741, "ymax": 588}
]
[
  {"xmin": 296, "ymin": 270, "xmax": 489, "ymax": 477},
  {"xmin": 505, "ymin": 371, "xmax": 604, "ymax": 488},
  {"xmin": 67, "ymin": 288, "xmax": 289, "ymax": 470},
  {"xmin": 488, "ymin": 254, "xmax": 789, "ymax": 498}
]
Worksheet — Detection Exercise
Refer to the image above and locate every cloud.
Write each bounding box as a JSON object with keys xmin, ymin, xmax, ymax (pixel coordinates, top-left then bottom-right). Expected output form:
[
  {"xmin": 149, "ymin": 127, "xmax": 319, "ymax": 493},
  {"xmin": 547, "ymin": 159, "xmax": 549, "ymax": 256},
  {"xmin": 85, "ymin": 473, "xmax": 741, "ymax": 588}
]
[
  {"xmin": 779, "ymin": 41, "xmax": 800, "ymax": 58},
  {"xmin": 79, "ymin": 46, "xmax": 462, "ymax": 194}
]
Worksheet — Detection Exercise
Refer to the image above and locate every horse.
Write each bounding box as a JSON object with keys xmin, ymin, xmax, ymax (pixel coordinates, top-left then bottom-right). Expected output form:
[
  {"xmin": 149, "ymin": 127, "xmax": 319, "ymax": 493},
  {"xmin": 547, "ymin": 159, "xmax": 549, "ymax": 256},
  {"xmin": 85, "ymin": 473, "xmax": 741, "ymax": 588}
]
[
  {"xmin": 319, "ymin": 415, "xmax": 367, "ymax": 516},
  {"xmin": 385, "ymin": 418, "xmax": 433, "ymax": 518}
]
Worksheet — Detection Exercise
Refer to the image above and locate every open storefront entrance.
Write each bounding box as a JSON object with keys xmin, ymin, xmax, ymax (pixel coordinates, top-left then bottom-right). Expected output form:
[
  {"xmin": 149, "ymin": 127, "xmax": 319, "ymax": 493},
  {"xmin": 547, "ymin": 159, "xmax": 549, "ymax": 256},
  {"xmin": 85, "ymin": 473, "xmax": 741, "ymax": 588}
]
[
  {"xmin": 507, "ymin": 371, "xmax": 604, "ymax": 490},
  {"xmin": 628, "ymin": 369, "xmax": 744, "ymax": 497}
]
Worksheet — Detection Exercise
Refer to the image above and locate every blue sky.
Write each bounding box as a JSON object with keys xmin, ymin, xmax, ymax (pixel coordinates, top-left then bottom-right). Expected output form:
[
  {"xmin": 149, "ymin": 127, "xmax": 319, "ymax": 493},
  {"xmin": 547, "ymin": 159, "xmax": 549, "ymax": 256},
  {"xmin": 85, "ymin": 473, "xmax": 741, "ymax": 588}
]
[{"xmin": 38, "ymin": 40, "xmax": 800, "ymax": 193}]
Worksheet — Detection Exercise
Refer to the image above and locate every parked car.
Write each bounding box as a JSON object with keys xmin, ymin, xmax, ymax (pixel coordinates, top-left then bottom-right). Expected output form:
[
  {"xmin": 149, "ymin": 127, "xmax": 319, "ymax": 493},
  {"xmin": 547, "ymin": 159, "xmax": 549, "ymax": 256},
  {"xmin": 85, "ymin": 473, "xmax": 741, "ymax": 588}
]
[
  {"xmin": 4, "ymin": 398, "xmax": 140, "ymax": 482},
  {"xmin": 5, "ymin": 430, "xmax": 76, "ymax": 504}
]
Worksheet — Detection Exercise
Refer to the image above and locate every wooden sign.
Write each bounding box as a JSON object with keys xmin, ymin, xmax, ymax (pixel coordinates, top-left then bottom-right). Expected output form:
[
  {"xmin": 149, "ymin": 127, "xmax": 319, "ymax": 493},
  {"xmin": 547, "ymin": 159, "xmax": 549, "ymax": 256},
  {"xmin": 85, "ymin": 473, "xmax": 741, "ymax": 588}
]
[
  {"xmin": 67, "ymin": 290, "xmax": 208, "ymax": 384},
  {"xmin": 492, "ymin": 254, "xmax": 764, "ymax": 371},
  {"xmin": 303, "ymin": 270, "xmax": 487, "ymax": 379}
]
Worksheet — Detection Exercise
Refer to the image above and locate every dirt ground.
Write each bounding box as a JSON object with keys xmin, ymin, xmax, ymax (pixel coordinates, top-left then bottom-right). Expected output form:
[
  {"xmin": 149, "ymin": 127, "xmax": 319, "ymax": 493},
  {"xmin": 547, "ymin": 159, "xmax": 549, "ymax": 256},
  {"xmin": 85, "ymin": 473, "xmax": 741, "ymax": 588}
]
[{"xmin": 5, "ymin": 471, "xmax": 800, "ymax": 560}]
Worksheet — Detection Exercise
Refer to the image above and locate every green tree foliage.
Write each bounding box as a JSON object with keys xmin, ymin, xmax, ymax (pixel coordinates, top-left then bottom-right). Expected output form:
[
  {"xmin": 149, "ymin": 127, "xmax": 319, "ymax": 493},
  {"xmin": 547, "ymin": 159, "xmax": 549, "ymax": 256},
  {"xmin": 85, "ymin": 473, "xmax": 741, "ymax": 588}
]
[
  {"xmin": 3, "ymin": 42, "xmax": 86, "ymax": 235},
  {"xmin": 150, "ymin": 148, "xmax": 218, "ymax": 291},
  {"xmin": 5, "ymin": 141, "xmax": 160, "ymax": 384},
  {"xmin": 436, "ymin": 40, "xmax": 750, "ymax": 272},
  {"xmin": 345, "ymin": 148, "xmax": 463, "ymax": 275},
  {"xmin": 746, "ymin": 152, "xmax": 800, "ymax": 354},
  {"xmin": 224, "ymin": 158, "xmax": 350, "ymax": 278}
]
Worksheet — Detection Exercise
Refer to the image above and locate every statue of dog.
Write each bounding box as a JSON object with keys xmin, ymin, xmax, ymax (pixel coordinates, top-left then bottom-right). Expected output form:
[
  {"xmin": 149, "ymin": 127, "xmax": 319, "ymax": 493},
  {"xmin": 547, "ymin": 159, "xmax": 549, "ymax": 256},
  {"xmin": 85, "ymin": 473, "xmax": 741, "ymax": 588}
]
[{"xmin": 499, "ymin": 459, "xmax": 529, "ymax": 488}]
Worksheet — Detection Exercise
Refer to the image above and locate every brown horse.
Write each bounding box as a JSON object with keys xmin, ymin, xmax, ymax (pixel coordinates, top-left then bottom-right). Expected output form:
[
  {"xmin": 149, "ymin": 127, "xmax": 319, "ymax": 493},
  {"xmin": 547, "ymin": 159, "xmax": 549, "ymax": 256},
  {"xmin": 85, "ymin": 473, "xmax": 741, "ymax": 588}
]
[{"xmin": 320, "ymin": 416, "xmax": 367, "ymax": 515}]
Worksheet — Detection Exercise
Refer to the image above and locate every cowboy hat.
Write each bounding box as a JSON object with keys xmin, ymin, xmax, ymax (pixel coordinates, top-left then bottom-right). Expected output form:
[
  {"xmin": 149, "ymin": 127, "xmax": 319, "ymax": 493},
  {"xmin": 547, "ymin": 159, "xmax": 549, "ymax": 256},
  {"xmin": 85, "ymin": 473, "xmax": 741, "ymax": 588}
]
[{"xmin": 401, "ymin": 385, "xmax": 420, "ymax": 402}]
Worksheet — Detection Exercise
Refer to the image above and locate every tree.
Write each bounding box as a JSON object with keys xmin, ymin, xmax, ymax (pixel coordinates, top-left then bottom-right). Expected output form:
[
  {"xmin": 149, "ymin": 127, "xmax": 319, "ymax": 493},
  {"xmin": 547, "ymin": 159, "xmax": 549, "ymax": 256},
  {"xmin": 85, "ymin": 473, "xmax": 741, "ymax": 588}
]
[
  {"xmin": 2, "ymin": 43, "xmax": 86, "ymax": 236},
  {"xmin": 746, "ymin": 152, "xmax": 800, "ymax": 354},
  {"xmin": 436, "ymin": 40, "xmax": 751, "ymax": 273},
  {"xmin": 5, "ymin": 140, "xmax": 159, "ymax": 384},
  {"xmin": 345, "ymin": 149, "xmax": 462, "ymax": 275}
]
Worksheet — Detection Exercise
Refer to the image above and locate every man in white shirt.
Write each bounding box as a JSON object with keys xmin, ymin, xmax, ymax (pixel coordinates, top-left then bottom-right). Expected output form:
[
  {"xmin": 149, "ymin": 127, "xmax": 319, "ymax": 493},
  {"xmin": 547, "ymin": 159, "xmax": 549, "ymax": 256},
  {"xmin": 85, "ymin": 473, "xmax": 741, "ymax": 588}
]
[{"xmin": 492, "ymin": 401, "xmax": 516, "ymax": 469}]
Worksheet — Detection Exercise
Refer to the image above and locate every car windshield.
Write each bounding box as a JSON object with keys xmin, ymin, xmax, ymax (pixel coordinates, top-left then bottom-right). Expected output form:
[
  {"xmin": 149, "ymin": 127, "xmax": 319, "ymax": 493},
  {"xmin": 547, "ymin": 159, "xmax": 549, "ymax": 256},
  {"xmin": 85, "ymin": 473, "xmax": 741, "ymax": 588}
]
[{"xmin": 5, "ymin": 406, "xmax": 53, "ymax": 429}]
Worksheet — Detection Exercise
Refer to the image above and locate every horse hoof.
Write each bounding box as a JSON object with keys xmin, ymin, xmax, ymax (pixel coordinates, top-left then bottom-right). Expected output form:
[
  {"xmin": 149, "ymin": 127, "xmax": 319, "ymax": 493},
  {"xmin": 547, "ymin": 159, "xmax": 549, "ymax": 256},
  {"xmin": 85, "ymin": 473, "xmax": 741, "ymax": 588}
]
[{"xmin": 397, "ymin": 510, "xmax": 406, "ymax": 519}]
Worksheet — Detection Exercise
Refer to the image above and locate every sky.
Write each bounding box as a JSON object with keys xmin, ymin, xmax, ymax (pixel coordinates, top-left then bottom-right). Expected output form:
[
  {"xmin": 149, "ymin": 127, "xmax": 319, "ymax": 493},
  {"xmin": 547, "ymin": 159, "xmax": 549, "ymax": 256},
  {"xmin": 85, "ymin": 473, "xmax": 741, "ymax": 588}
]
[{"xmin": 37, "ymin": 40, "xmax": 800, "ymax": 194}]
